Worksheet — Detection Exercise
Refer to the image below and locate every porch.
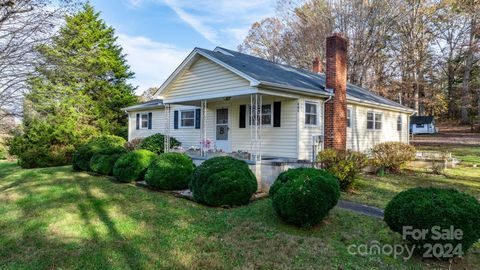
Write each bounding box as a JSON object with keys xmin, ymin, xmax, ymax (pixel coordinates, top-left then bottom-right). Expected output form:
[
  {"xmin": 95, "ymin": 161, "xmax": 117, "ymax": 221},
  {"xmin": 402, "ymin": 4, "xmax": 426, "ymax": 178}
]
[{"xmin": 161, "ymin": 93, "xmax": 310, "ymax": 191}]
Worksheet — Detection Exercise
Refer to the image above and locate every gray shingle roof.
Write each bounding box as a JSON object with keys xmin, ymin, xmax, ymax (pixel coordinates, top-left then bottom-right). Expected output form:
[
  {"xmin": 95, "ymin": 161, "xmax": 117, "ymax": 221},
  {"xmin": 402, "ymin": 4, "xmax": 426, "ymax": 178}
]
[
  {"xmin": 123, "ymin": 99, "xmax": 163, "ymax": 112},
  {"xmin": 197, "ymin": 47, "xmax": 412, "ymax": 111},
  {"xmin": 410, "ymin": 116, "xmax": 434, "ymax": 125}
]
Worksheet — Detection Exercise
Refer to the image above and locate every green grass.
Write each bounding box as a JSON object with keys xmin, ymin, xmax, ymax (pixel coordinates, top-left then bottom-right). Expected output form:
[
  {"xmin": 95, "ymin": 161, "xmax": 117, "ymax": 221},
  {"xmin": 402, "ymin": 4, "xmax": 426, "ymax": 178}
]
[
  {"xmin": 343, "ymin": 145, "xmax": 480, "ymax": 209},
  {"xmin": 1, "ymin": 161, "xmax": 479, "ymax": 269},
  {"xmin": 343, "ymin": 167, "xmax": 480, "ymax": 209}
]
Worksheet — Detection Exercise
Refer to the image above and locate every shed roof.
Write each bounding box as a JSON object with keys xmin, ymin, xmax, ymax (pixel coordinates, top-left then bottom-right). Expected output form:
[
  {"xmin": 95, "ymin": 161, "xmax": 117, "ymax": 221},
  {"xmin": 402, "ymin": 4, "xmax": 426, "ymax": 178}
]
[{"xmin": 410, "ymin": 116, "xmax": 434, "ymax": 125}]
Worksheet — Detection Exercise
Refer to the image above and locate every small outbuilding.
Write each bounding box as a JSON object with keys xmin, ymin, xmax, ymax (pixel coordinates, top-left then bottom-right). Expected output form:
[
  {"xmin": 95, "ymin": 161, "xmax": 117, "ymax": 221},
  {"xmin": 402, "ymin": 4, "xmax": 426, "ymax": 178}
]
[{"xmin": 410, "ymin": 116, "xmax": 436, "ymax": 134}]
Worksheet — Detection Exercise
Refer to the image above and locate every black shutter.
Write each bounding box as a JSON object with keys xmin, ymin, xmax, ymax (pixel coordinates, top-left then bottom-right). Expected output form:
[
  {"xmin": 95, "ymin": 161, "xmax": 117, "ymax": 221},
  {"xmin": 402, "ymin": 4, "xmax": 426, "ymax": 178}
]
[
  {"xmin": 239, "ymin": 105, "xmax": 246, "ymax": 128},
  {"xmin": 148, "ymin": 112, "xmax": 152, "ymax": 129},
  {"xmin": 273, "ymin": 102, "xmax": 281, "ymax": 127},
  {"xmin": 195, "ymin": 108, "xmax": 201, "ymax": 129},
  {"xmin": 136, "ymin": 113, "xmax": 140, "ymax": 130},
  {"xmin": 174, "ymin": 110, "xmax": 179, "ymax": 129}
]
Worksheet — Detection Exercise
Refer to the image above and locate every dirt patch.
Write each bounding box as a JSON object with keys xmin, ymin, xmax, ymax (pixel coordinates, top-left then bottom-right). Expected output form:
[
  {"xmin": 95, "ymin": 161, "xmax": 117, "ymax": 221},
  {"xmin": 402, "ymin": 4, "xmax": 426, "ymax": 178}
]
[{"xmin": 411, "ymin": 124, "xmax": 480, "ymax": 146}]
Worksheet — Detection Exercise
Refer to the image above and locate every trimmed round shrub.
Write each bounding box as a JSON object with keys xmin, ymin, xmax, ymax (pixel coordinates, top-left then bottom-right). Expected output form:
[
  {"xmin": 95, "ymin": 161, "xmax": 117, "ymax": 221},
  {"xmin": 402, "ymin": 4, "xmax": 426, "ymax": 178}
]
[
  {"xmin": 90, "ymin": 146, "xmax": 127, "ymax": 175},
  {"xmin": 72, "ymin": 135, "xmax": 126, "ymax": 171},
  {"xmin": 145, "ymin": 152, "xmax": 195, "ymax": 190},
  {"xmin": 139, "ymin": 133, "xmax": 181, "ymax": 154},
  {"xmin": 384, "ymin": 187, "xmax": 480, "ymax": 256},
  {"xmin": 190, "ymin": 156, "xmax": 257, "ymax": 206},
  {"xmin": 112, "ymin": 149, "xmax": 156, "ymax": 182},
  {"xmin": 269, "ymin": 168, "xmax": 340, "ymax": 227}
]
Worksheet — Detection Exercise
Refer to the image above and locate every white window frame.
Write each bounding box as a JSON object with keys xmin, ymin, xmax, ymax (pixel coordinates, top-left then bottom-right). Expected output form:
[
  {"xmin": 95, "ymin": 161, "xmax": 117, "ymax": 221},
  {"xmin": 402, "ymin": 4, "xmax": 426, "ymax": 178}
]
[
  {"xmin": 367, "ymin": 111, "xmax": 382, "ymax": 130},
  {"xmin": 304, "ymin": 101, "xmax": 319, "ymax": 126},
  {"xmin": 179, "ymin": 109, "xmax": 195, "ymax": 128},
  {"xmin": 248, "ymin": 104, "xmax": 273, "ymax": 127},
  {"xmin": 397, "ymin": 115, "xmax": 402, "ymax": 131},
  {"xmin": 140, "ymin": 113, "xmax": 149, "ymax": 129},
  {"xmin": 347, "ymin": 108, "xmax": 352, "ymax": 128}
]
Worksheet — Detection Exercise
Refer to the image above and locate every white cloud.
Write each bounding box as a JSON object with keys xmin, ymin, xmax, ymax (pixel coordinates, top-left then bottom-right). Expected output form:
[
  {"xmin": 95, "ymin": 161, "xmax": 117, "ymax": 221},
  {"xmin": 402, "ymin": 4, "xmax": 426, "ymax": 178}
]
[
  {"xmin": 128, "ymin": 0, "xmax": 275, "ymax": 47},
  {"xmin": 117, "ymin": 34, "xmax": 189, "ymax": 94}
]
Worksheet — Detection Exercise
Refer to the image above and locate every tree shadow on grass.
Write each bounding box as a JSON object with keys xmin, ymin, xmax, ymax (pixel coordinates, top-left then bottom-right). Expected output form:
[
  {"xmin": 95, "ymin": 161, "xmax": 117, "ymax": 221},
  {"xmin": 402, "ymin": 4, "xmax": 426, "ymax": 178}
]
[{"xmin": 0, "ymin": 167, "xmax": 193, "ymax": 269}]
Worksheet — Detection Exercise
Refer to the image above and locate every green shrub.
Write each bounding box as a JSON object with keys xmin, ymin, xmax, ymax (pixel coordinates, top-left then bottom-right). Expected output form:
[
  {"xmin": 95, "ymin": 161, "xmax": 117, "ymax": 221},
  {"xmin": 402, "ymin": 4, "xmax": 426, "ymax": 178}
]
[
  {"xmin": 9, "ymin": 134, "xmax": 74, "ymax": 168},
  {"xmin": 269, "ymin": 168, "xmax": 340, "ymax": 227},
  {"xmin": 139, "ymin": 134, "xmax": 181, "ymax": 154},
  {"xmin": 190, "ymin": 156, "xmax": 257, "ymax": 206},
  {"xmin": 72, "ymin": 135, "xmax": 126, "ymax": 171},
  {"xmin": 371, "ymin": 142, "xmax": 416, "ymax": 173},
  {"xmin": 145, "ymin": 152, "xmax": 195, "ymax": 190},
  {"xmin": 90, "ymin": 146, "xmax": 127, "ymax": 175},
  {"xmin": 113, "ymin": 149, "xmax": 156, "ymax": 182},
  {"xmin": 317, "ymin": 148, "xmax": 367, "ymax": 191},
  {"xmin": 0, "ymin": 142, "xmax": 7, "ymax": 160},
  {"xmin": 384, "ymin": 187, "xmax": 480, "ymax": 257}
]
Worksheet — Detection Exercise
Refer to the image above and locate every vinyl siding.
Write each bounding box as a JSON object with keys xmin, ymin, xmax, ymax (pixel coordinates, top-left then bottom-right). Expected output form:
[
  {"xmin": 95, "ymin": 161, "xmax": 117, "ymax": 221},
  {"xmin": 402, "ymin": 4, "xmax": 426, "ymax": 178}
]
[
  {"xmin": 161, "ymin": 57, "xmax": 253, "ymax": 101},
  {"xmin": 346, "ymin": 103, "xmax": 409, "ymax": 152},
  {"xmin": 128, "ymin": 97, "xmax": 298, "ymax": 159},
  {"xmin": 298, "ymin": 97, "xmax": 324, "ymax": 161}
]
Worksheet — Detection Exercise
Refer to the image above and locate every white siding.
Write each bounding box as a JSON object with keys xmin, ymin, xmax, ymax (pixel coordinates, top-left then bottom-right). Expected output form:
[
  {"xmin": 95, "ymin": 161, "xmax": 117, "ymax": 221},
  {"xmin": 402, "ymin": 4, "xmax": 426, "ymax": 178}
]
[
  {"xmin": 161, "ymin": 57, "xmax": 252, "ymax": 101},
  {"xmin": 298, "ymin": 97, "xmax": 324, "ymax": 161},
  {"xmin": 346, "ymin": 103, "xmax": 410, "ymax": 152},
  {"xmin": 219, "ymin": 96, "xmax": 298, "ymax": 159}
]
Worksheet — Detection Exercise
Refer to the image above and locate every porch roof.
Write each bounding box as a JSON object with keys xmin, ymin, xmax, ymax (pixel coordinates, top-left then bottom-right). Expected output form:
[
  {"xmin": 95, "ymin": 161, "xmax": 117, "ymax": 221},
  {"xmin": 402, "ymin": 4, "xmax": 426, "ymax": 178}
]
[{"xmin": 122, "ymin": 99, "xmax": 164, "ymax": 112}]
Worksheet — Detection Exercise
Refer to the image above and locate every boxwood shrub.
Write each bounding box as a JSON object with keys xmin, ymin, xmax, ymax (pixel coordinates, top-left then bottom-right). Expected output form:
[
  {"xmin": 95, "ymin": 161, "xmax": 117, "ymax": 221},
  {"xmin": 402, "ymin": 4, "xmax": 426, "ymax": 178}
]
[
  {"xmin": 145, "ymin": 152, "xmax": 195, "ymax": 190},
  {"xmin": 269, "ymin": 168, "xmax": 340, "ymax": 227},
  {"xmin": 72, "ymin": 135, "xmax": 126, "ymax": 171},
  {"xmin": 384, "ymin": 187, "xmax": 480, "ymax": 256},
  {"xmin": 112, "ymin": 149, "xmax": 156, "ymax": 182},
  {"xmin": 90, "ymin": 146, "xmax": 127, "ymax": 175},
  {"xmin": 139, "ymin": 134, "xmax": 181, "ymax": 154},
  {"xmin": 190, "ymin": 156, "xmax": 257, "ymax": 206}
]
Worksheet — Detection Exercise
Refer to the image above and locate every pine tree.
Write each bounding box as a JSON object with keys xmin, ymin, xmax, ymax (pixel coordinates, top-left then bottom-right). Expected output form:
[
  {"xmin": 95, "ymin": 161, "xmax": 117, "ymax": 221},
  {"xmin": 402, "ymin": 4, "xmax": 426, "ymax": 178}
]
[
  {"xmin": 33, "ymin": 2, "xmax": 137, "ymax": 137},
  {"xmin": 10, "ymin": 3, "xmax": 137, "ymax": 168}
]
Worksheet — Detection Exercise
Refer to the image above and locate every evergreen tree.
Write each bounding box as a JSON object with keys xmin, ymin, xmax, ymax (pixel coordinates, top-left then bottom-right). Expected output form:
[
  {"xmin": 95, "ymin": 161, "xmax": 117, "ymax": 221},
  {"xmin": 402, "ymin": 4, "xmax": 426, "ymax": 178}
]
[
  {"xmin": 34, "ymin": 2, "xmax": 137, "ymax": 137},
  {"xmin": 10, "ymin": 3, "xmax": 137, "ymax": 168}
]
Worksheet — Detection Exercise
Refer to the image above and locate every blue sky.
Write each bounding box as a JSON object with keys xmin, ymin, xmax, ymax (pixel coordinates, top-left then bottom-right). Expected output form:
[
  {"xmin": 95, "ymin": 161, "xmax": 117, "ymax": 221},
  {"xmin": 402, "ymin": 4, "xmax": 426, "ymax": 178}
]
[{"xmin": 90, "ymin": 0, "xmax": 275, "ymax": 94}]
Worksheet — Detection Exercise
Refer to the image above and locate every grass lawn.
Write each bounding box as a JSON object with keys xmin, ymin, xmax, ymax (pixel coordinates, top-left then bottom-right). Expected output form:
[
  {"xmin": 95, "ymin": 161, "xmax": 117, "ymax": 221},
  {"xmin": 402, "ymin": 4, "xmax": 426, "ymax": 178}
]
[
  {"xmin": 343, "ymin": 145, "xmax": 480, "ymax": 209},
  {"xmin": 1, "ymin": 161, "xmax": 479, "ymax": 269}
]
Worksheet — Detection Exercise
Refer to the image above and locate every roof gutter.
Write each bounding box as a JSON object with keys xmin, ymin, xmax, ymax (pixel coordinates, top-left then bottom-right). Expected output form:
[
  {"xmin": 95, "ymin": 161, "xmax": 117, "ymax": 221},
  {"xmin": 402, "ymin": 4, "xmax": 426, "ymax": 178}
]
[{"xmin": 258, "ymin": 81, "xmax": 332, "ymax": 98}]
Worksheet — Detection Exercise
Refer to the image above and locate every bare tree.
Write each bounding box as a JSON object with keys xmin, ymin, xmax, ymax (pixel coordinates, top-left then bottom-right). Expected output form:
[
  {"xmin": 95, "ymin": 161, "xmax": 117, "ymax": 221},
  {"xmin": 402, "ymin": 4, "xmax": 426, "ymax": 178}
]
[
  {"xmin": 460, "ymin": 12, "xmax": 478, "ymax": 124},
  {"xmin": 0, "ymin": 0, "xmax": 75, "ymax": 124}
]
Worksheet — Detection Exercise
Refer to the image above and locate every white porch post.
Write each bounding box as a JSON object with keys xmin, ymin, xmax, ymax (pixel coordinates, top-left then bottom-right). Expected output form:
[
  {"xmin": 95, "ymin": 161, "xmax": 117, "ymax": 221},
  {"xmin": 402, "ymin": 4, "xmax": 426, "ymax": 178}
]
[
  {"xmin": 250, "ymin": 94, "xmax": 262, "ymax": 162},
  {"xmin": 164, "ymin": 104, "xmax": 171, "ymax": 153},
  {"xmin": 200, "ymin": 100, "xmax": 207, "ymax": 157}
]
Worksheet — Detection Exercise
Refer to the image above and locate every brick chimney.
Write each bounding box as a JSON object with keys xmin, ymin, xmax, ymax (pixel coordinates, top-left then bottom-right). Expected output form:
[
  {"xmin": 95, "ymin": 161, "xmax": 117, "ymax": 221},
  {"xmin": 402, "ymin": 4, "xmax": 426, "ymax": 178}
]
[
  {"xmin": 324, "ymin": 33, "xmax": 347, "ymax": 150},
  {"xmin": 312, "ymin": 57, "xmax": 322, "ymax": 73}
]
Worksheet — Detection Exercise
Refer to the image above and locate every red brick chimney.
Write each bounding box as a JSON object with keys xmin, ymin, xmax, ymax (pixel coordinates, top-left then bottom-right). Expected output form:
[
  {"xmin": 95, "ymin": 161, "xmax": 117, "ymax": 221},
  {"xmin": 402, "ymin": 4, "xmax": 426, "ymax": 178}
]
[
  {"xmin": 312, "ymin": 57, "xmax": 322, "ymax": 73},
  {"xmin": 324, "ymin": 33, "xmax": 347, "ymax": 150}
]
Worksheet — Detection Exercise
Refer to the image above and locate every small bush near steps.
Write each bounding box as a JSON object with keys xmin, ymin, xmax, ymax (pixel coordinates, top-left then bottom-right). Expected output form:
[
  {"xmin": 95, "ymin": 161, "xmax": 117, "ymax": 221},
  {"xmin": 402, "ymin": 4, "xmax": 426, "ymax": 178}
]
[
  {"xmin": 317, "ymin": 148, "xmax": 367, "ymax": 191},
  {"xmin": 145, "ymin": 152, "xmax": 195, "ymax": 190},
  {"xmin": 190, "ymin": 156, "xmax": 257, "ymax": 206},
  {"xmin": 139, "ymin": 133, "xmax": 181, "ymax": 155},
  {"xmin": 384, "ymin": 187, "xmax": 480, "ymax": 257},
  {"xmin": 113, "ymin": 149, "xmax": 156, "ymax": 182}
]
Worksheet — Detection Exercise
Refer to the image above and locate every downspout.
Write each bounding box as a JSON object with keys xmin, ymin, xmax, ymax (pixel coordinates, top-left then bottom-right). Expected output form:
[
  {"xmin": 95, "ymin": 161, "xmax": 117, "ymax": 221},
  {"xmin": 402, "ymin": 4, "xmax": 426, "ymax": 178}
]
[{"xmin": 321, "ymin": 94, "xmax": 333, "ymax": 152}]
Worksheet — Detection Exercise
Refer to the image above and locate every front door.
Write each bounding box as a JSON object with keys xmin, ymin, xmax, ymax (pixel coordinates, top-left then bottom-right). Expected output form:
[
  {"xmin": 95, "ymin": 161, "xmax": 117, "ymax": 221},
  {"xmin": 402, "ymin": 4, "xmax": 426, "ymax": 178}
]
[{"xmin": 215, "ymin": 108, "xmax": 230, "ymax": 152}]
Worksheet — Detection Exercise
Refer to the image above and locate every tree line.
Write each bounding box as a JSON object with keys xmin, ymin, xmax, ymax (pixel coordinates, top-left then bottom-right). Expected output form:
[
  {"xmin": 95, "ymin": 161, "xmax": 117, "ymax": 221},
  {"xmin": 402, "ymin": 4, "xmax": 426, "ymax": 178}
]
[{"xmin": 239, "ymin": 0, "xmax": 479, "ymax": 124}]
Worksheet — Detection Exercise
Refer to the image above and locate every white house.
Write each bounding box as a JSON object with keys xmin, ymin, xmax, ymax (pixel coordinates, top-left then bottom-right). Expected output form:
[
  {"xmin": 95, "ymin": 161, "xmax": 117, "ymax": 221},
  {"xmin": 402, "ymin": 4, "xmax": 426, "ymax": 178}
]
[
  {"xmin": 124, "ymin": 34, "xmax": 415, "ymax": 189},
  {"xmin": 410, "ymin": 116, "xmax": 436, "ymax": 134}
]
